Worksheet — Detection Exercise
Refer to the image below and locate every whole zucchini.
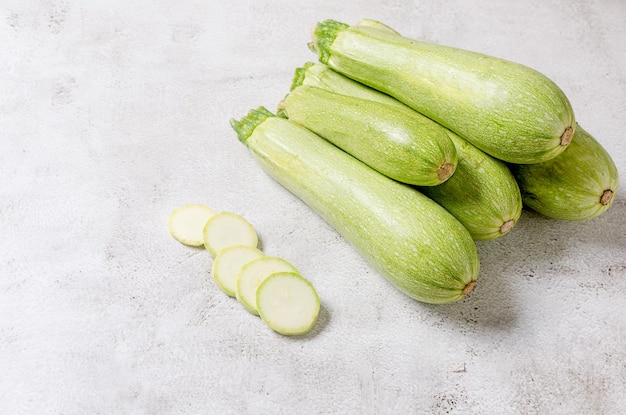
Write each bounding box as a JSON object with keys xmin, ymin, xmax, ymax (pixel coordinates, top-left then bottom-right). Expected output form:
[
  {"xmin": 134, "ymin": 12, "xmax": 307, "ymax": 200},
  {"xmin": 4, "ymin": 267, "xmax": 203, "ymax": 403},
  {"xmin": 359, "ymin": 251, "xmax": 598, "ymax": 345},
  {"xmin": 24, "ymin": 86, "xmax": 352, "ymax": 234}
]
[
  {"xmin": 512, "ymin": 125, "xmax": 619, "ymax": 221},
  {"xmin": 292, "ymin": 62, "xmax": 522, "ymax": 240},
  {"xmin": 422, "ymin": 131, "xmax": 522, "ymax": 240},
  {"xmin": 291, "ymin": 61, "xmax": 402, "ymax": 108},
  {"xmin": 309, "ymin": 19, "xmax": 576, "ymax": 164},
  {"xmin": 231, "ymin": 107, "xmax": 479, "ymax": 304},
  {"xmin": 279, "ymin": 85, "xmax": 458, "ymax": 186}
]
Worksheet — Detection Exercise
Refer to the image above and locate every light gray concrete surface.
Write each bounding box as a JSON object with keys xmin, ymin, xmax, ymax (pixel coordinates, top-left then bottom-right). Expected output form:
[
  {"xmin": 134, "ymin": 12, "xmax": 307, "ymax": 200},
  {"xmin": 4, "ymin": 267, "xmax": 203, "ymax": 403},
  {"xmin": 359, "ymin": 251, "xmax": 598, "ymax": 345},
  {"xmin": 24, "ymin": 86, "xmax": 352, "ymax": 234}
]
[{"xmin": 1, "ymin": 1, "xmax": 625, "ymax": 414}]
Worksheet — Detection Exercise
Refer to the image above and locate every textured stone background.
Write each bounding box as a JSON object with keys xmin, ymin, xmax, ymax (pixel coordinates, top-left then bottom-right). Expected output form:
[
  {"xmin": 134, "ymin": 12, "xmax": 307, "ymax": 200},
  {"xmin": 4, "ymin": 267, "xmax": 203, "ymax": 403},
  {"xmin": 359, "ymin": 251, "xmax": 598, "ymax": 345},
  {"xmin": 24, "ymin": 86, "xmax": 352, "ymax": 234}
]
[{"xmin": 1, "ymin": 1, "xmax": 625, "ymax": 414}]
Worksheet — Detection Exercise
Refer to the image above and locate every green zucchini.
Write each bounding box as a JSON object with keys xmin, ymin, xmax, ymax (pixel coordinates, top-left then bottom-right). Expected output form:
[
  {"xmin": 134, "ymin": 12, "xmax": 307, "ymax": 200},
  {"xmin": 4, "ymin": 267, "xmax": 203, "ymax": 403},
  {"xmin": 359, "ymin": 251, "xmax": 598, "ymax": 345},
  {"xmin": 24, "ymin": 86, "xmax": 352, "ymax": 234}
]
[
  {"xmin": 231, "ymin": 107, "xmax": 479, "ymax": 304},
  {"xmin": 279, "ymin": 85, "xmax": 458, "ymax": 186},
  {"xmin": 309, "ymin": 19, "xmax": 575, "ymax": 164},
  {"xmin": 291, "ymin": 62, "xmax": 402, "ymax": 108},
  {"xmin": 512, "ymin": 125, "xmax": 619, "ymax": 221},
  {"xmin": 292, "ymin": 62, "xmax": 522, "ymax": 240},
  {"xmin": 354, "ymin": 18, "xmax": 401, "ymax": 35}
]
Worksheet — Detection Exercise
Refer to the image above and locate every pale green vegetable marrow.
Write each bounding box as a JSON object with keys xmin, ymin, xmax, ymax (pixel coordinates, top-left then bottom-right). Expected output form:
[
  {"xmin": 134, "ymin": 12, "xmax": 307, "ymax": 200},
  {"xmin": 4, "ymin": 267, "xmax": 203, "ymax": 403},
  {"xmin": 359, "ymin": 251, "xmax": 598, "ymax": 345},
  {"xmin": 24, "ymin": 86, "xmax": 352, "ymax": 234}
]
[
  {"xmin": 512, "ymin": 125, "xmax": 619, "ymax": 221},
  {"xmin": 256, "ymin": 271, "xmax": 320, "ymax": 336},
  {"xmin": 293, "ymin": 62, "xmax": 522, "ymax": 240},
  {"xmin": 354, "ymin": 18, "xmax": 400, "ymax": 35},
  {"xmin": 422, "ymin": 131, "xmax": 522, "ymax": 239},
  {"xmin": 279, "ymin": 85, "xmax": 457, "ymax": 186},
  {"xmin": 309, "ymin": 19, "xmax": 576, "ymax": 164},
  {"xmin": 231, "ymin": 107, "xmax": 479, "ymax": 304},
  {"xmin": 291, "ymin": 62, "xmax": 402, "ymax": 108}
]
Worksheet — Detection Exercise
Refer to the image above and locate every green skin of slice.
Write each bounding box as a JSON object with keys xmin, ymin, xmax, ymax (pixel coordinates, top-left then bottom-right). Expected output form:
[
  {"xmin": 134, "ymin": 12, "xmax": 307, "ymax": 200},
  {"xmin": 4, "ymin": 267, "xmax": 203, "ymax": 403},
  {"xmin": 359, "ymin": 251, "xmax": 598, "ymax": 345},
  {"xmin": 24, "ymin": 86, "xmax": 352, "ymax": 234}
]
[
  {"xmin": 231, "ymin": 108, "xmax": 479, "ymax": 304},
  {"xmin": 310, "ymin": 20, "xmax": 575, "ymax": 164},
  {"xmin": 512, "ymin": 125, "xmax": 619, "ymax": 221},
  {"xmin": 293, "ymin": 62, "xmax": 522, "ymax": 241},
  {"xmin": 280, "ymin": 85, "xmax": 458, "ymax": 186}
]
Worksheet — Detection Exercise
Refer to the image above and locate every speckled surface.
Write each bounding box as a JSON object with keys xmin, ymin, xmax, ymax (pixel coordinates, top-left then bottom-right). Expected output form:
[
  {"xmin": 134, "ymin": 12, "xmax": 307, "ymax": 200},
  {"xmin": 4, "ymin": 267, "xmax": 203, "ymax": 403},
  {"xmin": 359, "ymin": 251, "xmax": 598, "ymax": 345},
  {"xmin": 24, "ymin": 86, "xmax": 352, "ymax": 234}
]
[{"xmin": 1, "ymin": 1, "xmax": 625, "ymax": 414}]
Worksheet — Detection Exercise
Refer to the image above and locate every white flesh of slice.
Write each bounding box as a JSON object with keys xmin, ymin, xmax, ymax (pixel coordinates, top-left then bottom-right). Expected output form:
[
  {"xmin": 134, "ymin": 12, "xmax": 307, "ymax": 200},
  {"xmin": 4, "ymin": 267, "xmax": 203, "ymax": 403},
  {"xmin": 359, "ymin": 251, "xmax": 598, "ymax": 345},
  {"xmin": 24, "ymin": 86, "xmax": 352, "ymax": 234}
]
[
  {"xmin": 212, "ymin": 245, "xmax": 264, "ymax": 297},
  {"xmin": 168, "ymin": 204, "xmax": 215, "ymax": 247},
  {"xmin": 203, "ymin": 211, "xmax": 258, "ymax": 256},
  {"xmin": 236, "ymin": 256, "xmax": 298, "ymax": 315},
  {"xmin": 256, "ymin": 272, "xmax": 320, "ymax": 336}
]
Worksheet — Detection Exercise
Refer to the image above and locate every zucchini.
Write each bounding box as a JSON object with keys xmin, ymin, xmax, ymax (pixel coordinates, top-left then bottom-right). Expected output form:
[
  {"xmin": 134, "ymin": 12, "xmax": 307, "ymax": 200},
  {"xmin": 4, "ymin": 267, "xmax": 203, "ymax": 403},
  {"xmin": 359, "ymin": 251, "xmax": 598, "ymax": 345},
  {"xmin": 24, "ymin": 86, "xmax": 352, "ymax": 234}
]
[
  {"xmin": 512, "ymin": 125, "xmax": 619, "ymax": 221},
  {"xmin": 292, "ymin": 62, "xmax": 522, "ymax": 240},
  {"xmin": 291, "ymin": 62, "xmax": 402, "ymax": 108},
  {"xmin": 309, "ymin": 19, "xmax": 575, "ymax": 164},
  {"xmin": 279, "ymin": 85, "xmax": 458, "ymax": 186},
  {"xmin": 354, "ymin": 18, "xmax": 401, "ymax": 35},
  {"xmin": 231, "ymin": 108, "xmax": 479, "ymax": 304},
  {"xmin": 422, "ymin": 131, "xmax": 522, "ymax": 239}
]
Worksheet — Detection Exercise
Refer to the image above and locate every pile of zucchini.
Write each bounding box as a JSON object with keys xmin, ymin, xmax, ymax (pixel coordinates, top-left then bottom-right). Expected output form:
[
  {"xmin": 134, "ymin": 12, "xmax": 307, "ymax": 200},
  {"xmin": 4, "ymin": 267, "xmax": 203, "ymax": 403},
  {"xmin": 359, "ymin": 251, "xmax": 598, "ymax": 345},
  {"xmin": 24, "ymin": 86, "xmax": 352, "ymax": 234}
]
[{"xmin": 231, "ymin": 19, "xmax": 619, "ymax": 306}]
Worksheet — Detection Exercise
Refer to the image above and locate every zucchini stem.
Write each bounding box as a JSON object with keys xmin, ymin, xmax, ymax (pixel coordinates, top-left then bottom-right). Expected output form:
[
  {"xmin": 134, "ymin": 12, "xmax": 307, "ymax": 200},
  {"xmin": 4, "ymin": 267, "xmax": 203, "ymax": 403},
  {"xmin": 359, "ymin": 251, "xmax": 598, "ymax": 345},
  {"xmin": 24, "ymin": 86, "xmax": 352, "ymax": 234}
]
[
  {"xmin": 290, "ymin": 62, "xmax": 315, "ymax": 91},
  {"xmin": 310, "ymin": 20, "xmax": 349, "ymax": 65},
  {"xmin": 230, "ymin": 107, "xmax": 275, "ymax": 145}
]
